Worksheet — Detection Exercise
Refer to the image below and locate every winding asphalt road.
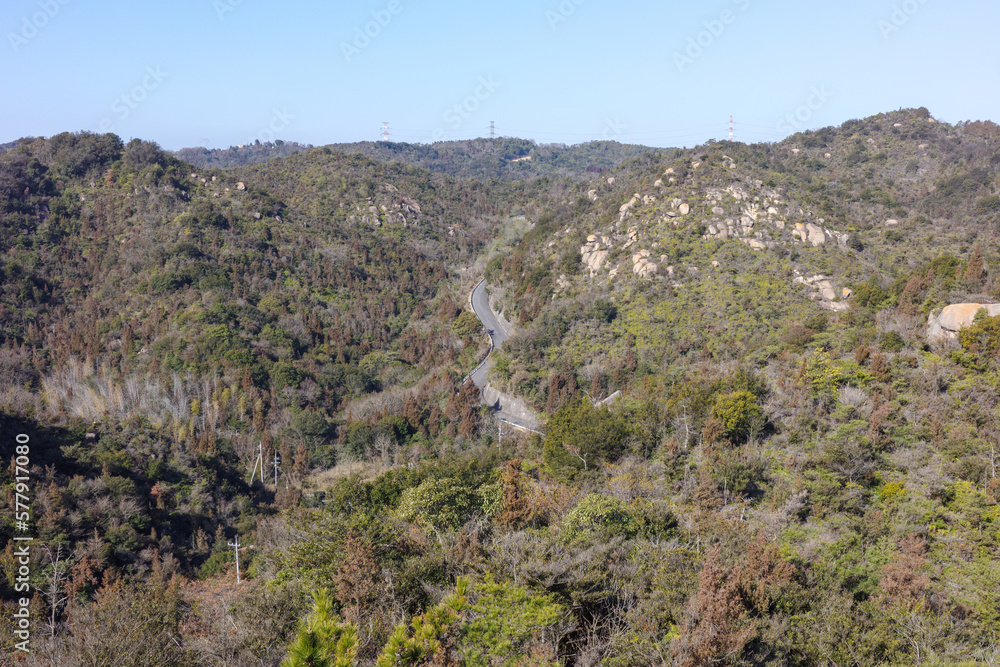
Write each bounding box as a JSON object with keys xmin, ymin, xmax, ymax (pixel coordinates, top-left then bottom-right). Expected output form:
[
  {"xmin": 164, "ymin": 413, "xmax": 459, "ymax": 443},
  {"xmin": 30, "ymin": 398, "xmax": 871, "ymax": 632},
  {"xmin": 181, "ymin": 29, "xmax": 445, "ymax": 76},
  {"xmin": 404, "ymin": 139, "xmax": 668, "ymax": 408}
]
[
  {"xmin": 468, "ymin": 278, "xmax": 508, "ymax": 389},
  {"xmin": 464, "ymin": 279, "xmax": 544, "ymax": 434}
]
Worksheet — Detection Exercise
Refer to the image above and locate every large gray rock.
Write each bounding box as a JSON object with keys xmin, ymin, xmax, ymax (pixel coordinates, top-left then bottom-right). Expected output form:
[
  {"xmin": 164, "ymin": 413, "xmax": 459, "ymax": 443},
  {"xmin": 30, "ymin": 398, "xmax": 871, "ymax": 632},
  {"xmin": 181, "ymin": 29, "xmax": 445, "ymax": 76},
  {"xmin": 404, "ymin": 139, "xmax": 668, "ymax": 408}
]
[{"xmin": 928, "ymin": 303, "xmax": 1000, "ymax": 341}]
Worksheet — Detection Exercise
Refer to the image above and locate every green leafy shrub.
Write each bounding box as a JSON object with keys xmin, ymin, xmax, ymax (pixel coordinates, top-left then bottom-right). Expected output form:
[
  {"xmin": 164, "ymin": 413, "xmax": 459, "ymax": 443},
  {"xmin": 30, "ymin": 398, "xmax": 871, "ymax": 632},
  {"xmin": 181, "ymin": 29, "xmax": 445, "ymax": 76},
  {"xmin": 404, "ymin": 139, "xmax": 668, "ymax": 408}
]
[
  {"xmin": 562, "ymin": 493, "xmax": 638, "ymax": 540},
  {"xmin": 711, "ymin": 390, "xmax": 763, "ymax": 443},
  {"xmin": 399, "ymin": 478, "xmax": 479, "ymax": 531},
  {"xmin": 451, "ymin": 310, "xmax": 483, "ymax": 338},
  {"xmin": 543, "ymin": 398, "xmax": 626, "ymax": 481}
]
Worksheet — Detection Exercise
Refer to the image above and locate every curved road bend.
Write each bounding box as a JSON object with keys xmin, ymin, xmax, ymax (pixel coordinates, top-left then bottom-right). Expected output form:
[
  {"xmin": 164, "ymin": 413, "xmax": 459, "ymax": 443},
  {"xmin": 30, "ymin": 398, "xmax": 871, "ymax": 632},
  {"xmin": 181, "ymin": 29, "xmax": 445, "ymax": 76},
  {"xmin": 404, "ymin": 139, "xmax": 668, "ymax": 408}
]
[
  {"xmin": 466, "ymin": 279, "xmax": 544, "ymax": 435},
  {"xmin": 468, "ymin": 278, "xmax": 508, "ymax": 389}
]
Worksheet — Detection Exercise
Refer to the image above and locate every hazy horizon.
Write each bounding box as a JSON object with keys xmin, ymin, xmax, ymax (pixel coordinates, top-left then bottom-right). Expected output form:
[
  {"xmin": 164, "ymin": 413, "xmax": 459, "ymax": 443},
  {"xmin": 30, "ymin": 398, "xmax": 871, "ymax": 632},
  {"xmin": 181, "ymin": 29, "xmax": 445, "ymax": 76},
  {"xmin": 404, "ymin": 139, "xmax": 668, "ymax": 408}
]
[{"xmin": 3, "ymin": 0, "xmax": 998, "ymax": 151}]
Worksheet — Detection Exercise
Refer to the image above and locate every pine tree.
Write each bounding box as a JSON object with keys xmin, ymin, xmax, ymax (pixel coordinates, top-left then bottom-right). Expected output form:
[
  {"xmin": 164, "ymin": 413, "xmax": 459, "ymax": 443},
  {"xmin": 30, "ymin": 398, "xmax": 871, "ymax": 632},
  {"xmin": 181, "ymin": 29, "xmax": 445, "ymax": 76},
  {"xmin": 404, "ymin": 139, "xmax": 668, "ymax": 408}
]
[
  {"xmin": 281, "ymin": 589, "xmax": 357, "ymax": 667},
  {"xmin": 376, "ymin": 578, "xmax": 467, "ymax": 667}
]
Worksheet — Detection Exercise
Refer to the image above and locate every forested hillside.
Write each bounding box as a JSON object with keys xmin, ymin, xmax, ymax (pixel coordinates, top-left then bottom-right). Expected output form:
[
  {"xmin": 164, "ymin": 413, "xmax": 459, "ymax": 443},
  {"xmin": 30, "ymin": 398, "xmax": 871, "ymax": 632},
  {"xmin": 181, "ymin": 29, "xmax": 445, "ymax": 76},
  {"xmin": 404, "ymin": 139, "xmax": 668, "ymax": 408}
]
[
  {"xmin": 177, "ymin": 137, "xmax": 658, "ymax": 182},
  {"xmin": 2, "ymin": 109, "xmax": 1000, "ymax": 666}
]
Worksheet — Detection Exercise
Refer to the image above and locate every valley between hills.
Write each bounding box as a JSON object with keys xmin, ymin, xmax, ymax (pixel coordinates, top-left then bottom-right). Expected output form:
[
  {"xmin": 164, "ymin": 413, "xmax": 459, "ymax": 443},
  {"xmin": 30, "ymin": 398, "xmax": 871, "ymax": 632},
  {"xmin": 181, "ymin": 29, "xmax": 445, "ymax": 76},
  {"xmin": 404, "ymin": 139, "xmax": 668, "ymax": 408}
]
[{"xmin": 2, "ymin": 107, "xmax": 1000, "ymax": 665}]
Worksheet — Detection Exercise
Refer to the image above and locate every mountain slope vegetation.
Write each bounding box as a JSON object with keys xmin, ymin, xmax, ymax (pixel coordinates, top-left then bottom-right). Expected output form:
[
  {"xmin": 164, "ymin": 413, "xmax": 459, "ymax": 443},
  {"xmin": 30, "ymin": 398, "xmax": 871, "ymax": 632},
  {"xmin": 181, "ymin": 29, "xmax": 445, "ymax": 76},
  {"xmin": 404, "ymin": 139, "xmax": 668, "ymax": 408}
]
[{"xmin": 3, "ymin": 109, "xmax": 1000, "ymax": 666}]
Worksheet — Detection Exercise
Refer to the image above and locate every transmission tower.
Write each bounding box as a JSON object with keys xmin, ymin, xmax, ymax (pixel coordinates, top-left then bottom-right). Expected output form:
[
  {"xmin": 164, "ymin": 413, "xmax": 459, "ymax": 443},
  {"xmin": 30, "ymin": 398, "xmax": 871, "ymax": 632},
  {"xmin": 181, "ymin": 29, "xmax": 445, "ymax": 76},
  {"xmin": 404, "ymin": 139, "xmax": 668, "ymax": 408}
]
[
  {"xmin": 728, "ymin": 115, "xmax": 734, "ymax": 141},
  {"xmin": 380, "ymin": 122, "xmax": 390, "ymax": 142},
  {"xmin": 489, "ymin": 121, "xmax": 495, "ymax": 140}
]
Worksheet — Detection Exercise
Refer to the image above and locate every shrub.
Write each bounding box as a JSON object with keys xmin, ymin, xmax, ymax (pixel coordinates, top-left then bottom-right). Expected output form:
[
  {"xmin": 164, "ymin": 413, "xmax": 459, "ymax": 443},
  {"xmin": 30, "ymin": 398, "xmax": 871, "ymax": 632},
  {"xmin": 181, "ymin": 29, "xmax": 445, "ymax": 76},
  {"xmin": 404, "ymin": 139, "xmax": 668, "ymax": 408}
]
[
  {"xmin": 543, "ymin": 398, "xmax": 627, "ymax": 480},
  {"xmin": 399, "ymin": 478, "xmax": 479, "ymax": 531},
  {"xmin": 958, "ymin": 311, "xmax": 1000, "ymax": 357},
  {"xmin": 711, "ymin": 391, "xmax": 763, "ymax": 443},
  {"xmin": 562, "ymin": 493, "xmax": 638, "ymax": 540},
  {"xmin": 451, "ymin": 310, "xmax": 482, "ymax": 338}
]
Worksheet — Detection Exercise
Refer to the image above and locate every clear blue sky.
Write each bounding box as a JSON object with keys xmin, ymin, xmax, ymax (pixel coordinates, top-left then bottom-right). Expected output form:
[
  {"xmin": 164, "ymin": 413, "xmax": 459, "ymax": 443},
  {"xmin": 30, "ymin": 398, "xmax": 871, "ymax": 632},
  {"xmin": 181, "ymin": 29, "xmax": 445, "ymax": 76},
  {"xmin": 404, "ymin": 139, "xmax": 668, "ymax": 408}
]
[{"xmin": 1, "ymin": 0, "xmax": 997, "ymax": 150}]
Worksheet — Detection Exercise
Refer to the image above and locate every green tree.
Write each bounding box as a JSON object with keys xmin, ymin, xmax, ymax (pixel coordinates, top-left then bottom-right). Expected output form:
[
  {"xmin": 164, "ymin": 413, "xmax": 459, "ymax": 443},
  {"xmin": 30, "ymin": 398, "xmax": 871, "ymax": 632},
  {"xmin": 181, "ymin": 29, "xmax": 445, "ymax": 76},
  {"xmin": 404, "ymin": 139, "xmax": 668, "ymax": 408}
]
[
  {"xmin": 459, "ymin": 576, "xmax": 564, "ymax": 666},
  {"xmin": 543, "ymin": 398, "xmax": 626, "ymax": 481},
  {"xmin": 710, "ymin": 391, "xmax": 763, "ymax": 443},
  {"xmin": 958, "ymin": 310, "xmax": 1000, "ymax": 357},
  {"xmin": 399, "ymin": 478, "xmax": 479, "ymax": 532},
  {"xmin": 376, "ymin": 578, "xmax": 469, "ymax": 667},
  {"xmin": 562, "ymin": 493, "xmax": 638, "ymax": 541},
  {"xmin": 281, "ymin": 589, "xmax": 357, "ymax": 667},
  {"xmin": 451, "ymin": 310, "xmax": 483, "ymax": 338}
]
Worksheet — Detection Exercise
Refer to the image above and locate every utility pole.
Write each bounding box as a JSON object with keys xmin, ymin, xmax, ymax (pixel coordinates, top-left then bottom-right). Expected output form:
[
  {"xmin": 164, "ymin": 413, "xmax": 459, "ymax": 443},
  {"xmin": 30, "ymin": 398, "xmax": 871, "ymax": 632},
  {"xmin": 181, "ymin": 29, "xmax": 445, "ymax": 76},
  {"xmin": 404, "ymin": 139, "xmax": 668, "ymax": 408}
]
[
  {"xmin": 249, "ymin": 440, "xmax": 263, "ymax": 484},
  {"xmin": 228, "ymin": 536, "xmax": 243, "ymax": 584},
  {"xmin": 272, "ymin": 450, "xmax": 280, "ymax": 489}
]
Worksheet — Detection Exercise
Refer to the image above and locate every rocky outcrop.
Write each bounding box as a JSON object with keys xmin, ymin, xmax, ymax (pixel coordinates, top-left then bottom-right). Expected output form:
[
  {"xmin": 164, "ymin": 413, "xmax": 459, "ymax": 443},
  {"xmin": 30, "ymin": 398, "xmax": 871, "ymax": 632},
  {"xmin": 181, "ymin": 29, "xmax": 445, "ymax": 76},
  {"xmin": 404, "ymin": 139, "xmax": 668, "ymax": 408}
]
[
  {"xmin": 795, "ymin": 274, "xmax": 850, "ymax": 312},
  {"xmin": 580, "ymin": 234, "xmax": 613, "ymax": 276},
  {"xmin": 927, "ymin": 303, "xmax": 1000, "ymax": 341},
  {"xmin": 619, "ymin": 193, "xmax": 640, "ymax": 222},
  {"xmin": 631, "ymin": 249, "xmax": 657, "ymax": 277}
]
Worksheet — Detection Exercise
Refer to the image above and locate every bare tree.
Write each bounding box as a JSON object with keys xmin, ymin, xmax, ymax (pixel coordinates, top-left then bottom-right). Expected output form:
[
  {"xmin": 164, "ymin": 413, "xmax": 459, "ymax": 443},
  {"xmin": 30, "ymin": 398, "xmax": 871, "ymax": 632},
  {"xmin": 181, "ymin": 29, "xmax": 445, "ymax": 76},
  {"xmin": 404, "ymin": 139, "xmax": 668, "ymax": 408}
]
[{"xmin": 41, "ymin": 544, "xmax": 73, "ymax": 638}]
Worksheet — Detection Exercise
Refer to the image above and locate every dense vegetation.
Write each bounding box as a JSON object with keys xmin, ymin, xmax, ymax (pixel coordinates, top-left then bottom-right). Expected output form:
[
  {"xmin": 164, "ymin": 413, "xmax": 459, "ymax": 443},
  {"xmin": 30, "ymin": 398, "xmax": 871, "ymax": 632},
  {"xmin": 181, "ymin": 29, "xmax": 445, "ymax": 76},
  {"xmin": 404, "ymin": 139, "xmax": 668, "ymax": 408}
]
[
  {"xmin": 177, "ymin": 138, "xmax": 658, "ymax": 182},
  {"xmin": 2, "ymin": 109, "xmax": 1000, "ymax": 666}
]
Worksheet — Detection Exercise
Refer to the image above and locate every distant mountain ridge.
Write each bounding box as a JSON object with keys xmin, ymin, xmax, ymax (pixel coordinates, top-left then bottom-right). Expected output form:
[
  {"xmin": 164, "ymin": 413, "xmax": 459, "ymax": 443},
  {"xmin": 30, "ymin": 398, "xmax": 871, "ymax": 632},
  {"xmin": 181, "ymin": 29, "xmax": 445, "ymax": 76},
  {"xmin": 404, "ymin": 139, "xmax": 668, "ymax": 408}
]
[{"xmin": 174, "ymin": 137, "xmax": 661, "ymax": 181}]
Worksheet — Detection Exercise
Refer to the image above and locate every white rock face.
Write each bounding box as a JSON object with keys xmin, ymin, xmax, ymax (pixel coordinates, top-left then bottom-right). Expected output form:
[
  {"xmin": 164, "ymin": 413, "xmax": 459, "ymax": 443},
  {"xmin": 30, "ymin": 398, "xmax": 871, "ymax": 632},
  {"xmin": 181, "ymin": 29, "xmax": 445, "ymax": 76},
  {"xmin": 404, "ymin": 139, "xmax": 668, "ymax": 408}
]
[
  {"xmin": 608, "ymin": 177, "xmax": 615, "ymax": 185},
  {"xmin": 928, "ymin": 303, "xmax": 1000, "ymax": 341},
  {"xmin": 654, "ymin": 179, "xmax": 663, "ymax": 187},
  {"xmin": 588, "ymin": 189, "xmax": 598, "ymax": 201},
  {"xmin": 619, "ymin": 194, "xmax": 639, "ymax": 221},
  {"xmin": 711, "ymin": 206, "xmax": 725, "ymax": 216},
  {"xmin": 580, "ymin": 234, "xmax": 611, "ymax": 276},
  {"xmin": 885, "ymin": 219, "xmax": 899, "ymax": 226},
  {"xmin": 803, "ymin": 223, "xmax": 826, "ymax": 246},
  {"xmin": 236, "ymin": 182, "xmax": 246, "ymax": 191},
  {"xmin": 679, "ymin": 203, "xmax": 690, "ymax": 215}
]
